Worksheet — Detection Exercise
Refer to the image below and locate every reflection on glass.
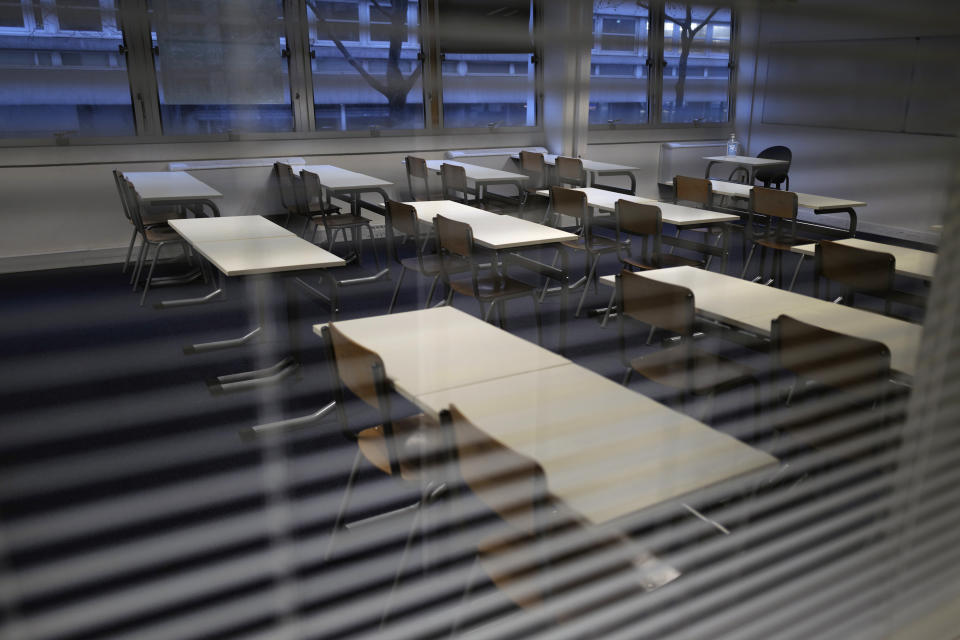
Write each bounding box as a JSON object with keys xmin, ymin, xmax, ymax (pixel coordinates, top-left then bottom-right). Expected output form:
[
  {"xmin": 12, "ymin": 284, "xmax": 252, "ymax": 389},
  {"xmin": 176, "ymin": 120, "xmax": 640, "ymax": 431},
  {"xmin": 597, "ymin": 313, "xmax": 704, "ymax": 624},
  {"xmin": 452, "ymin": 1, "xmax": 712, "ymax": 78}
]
[
  {"xmin": 441, "ymin": 52, "xmax": 535, "ymax": 128},
  {"xmin": 0, "ymin": 0, "xmax": 134, "ymax": 138},
  {"xmin": 150, "ymin": 0, "xmax": 294, "ymax": 135},
  {"xmin": 589, "ymin": 0, "xmax": 649, "ymax": 126},
  {"xmin": 661, "ymin": 4, "xmax": 731, "ymax": 124},
  {"xmin": 307, "ymin": 0, "xmax": 423, "ymax": 131}
]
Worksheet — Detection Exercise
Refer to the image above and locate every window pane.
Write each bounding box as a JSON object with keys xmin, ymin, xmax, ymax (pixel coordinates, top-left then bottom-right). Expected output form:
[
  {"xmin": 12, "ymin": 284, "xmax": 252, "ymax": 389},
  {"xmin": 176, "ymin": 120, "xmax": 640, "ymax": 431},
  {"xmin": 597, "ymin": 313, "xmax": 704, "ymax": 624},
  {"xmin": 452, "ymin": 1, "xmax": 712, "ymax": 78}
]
[
  {"xmin": 441, "ymin": 52, "xmax": 535, "ymax": 128},
  {"xmin": 150, "ymin": 0, "xmax": 294, "ymax": 135},
  {"xmin": 308, "ymin": 0, "xmax": 423, "ymax": 131},
  {"xmin": 0, "ymin": 0, "xmax": 134, "ymax": 138},
  {"xmin": 662, "ymin": 4, "xmax": 731, "ymax": 123},
  {"xmin": 590, "ymin": 0, "xmax": 648, "ymax": 125}
]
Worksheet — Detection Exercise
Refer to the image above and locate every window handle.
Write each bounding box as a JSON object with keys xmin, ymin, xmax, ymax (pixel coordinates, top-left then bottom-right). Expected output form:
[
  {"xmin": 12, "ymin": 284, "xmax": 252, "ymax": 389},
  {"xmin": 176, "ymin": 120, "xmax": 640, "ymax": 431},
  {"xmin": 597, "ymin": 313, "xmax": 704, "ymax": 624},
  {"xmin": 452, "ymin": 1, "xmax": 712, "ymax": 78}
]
[{"xmin": 281, "ymin": 47, "xmax": 290, "ymax": 58}]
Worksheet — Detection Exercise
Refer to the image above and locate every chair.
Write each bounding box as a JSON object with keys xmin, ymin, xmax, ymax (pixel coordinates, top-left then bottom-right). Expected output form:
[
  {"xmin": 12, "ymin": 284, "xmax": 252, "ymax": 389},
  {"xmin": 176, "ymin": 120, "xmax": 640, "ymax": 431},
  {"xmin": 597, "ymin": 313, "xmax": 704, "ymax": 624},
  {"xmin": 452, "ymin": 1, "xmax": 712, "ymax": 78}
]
[
  {"xmin": 555, "ymin": 156, "xmax": 586, "ymax": 187},
  {"xmin": 300, "ymin": 170, "xmax": 379, "ymax": 267},
  {"xmin": 113, "ymin": 169, "xmax": 183, "ymax": 279},
  {"xmin": 754, "ymin": 146, "xmax": 792, "ymax": 190},
  {"xmin": 405, "ymin": 155, "xmax": 430, "ymax": 200},
  {"xmin": 617, "ymin": 269, "xmax": 758, "ymax": 418},
  {"xmin": 770, "ymin": 314, "xmax": 891, "ymax": 452},
  {"xmin": 517, "ymin": 151, "xmax": 550, "ymax": 217},
  {"xmin": 741, "ymin": 186, "xmax": 809, "ymax": 289},
  {"xmin": 122, "ymin": 177, "xmax": 191, "ymax": 306},
  {"xmin": 614, "ymin": 200, "xmax": 705, "ymax": 272},
  {"xmin": 441, "ymin": 163, "xmax": 482, "ymax": 206},
  {"xmin": 546, "ymin": 186, "xmax": 624, "ymax": 316},
  {"xmin": 384, "ymin": 200, "xmax": 468, "ymax": 313},
  {"xmin": 814, "ymin": 241, "xmax": 921, "ymax": 316},
  {"xmin": 441, "ymin": 404, "xmax": 680, "ymax": 635},
  {"xmin": 435, "ymin": 214, "xmax": 542, "ymax": 342},
  {"xmin": 320, "ymin": 322, "xmax": 441, "ymax": 564},
  {"xmin": 275, "ymin": 162, "xmax": 340, "ymax": 234},
  {"xmin": 673, "ymin": 175, "xmax": 713, "ymax": 209}
]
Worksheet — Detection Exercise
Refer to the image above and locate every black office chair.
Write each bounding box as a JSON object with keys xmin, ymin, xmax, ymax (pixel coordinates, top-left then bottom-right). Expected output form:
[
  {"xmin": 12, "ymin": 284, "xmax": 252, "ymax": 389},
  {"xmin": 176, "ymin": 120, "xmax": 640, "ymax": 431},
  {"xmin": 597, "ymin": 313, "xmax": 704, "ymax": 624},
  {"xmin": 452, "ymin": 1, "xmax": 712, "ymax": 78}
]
[{"xmin": 743, "ymin": 146, "xmax": 792, "ymax": 190}]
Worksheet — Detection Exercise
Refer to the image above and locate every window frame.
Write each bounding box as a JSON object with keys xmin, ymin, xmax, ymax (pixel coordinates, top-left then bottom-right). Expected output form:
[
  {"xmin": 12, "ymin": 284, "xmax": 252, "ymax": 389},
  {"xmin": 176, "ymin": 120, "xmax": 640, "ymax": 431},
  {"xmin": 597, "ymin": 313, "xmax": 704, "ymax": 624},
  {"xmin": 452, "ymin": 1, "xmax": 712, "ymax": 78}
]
[{"xmin": 589, "ymin": 0, "xmax": 738, "ymax": 132}]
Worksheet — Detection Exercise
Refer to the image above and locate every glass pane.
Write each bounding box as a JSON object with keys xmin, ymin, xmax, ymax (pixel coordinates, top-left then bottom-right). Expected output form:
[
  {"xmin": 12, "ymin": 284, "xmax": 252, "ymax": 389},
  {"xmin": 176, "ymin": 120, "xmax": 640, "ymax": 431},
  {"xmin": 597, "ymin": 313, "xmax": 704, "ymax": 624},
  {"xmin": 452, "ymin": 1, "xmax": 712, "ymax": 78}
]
[
  {"xmin": 589, "ymin": 0, "xmax": 648, "ymax": 125},
  {"xmin": 662, "ymin": 4, "xmax": 731, "ymax": 124},
  {"xmin": 308, "ymin": 0, "xmax": 423, "ymax": 131},
  {"xmin": 441, "ymin": 52, "xmax": 536, "ymax": 128},
  {"xmin": 0, "ymin": 0, "xmax": 135, "ymax": 138},
  {"xmin": 149, "ymin": 0, "xmax": 294, "ymax": 135}
]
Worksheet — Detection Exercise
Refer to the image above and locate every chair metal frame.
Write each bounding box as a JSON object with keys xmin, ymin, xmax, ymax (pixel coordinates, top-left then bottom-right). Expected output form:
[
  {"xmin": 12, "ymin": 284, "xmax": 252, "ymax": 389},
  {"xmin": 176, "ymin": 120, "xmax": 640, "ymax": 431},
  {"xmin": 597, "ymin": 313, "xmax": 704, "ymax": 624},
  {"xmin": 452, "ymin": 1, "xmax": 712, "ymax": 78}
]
[
  {"xmin": 741, "ymin": 186, "xmax": 806, "ymax": 290},
  {"xmin": 405, "ymin": 155, "xmax": 431, "ymax": 200}
]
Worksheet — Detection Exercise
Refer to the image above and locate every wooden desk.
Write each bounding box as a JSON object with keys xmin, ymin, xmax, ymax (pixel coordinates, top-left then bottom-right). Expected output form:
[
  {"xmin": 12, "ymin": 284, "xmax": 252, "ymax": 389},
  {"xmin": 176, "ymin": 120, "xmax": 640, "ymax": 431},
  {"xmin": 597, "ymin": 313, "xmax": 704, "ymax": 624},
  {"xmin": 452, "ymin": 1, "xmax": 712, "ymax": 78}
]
[
  {"xmin": 297, "ymin": 165, "xmax": 392, "ymax": 215},
  {"xmin": 318, "ymin": 307, "xmax": 777, "ymax": 525},
  {"xmin": 168, "ymin": 216, "xmax": 345, "ymax": 392},
  {"xmin": 703, "ymin": 155, "xmax": 789, "ymax": 183},
  {"xmin": 511, "ymin": 152, "xmax": 640, "ymax": 194},
  {"xmin": 425, "ymin": 160, "xmax": 528, "ymax": 201},
  {"xmin": 709, "ymin": 180, "xmax": 866, "ymax": 237},
  {"xmin": 790, "ymin": 238, "xmax": 937, "ymax": 281},
  {"xmin": 537, "ymin": 187, "xmax": 740, "ymax": 273},
  {"xmin": 601, "ymin": 266, "xmax": 920, "ymax": 380},
  {"xmin": 123, "ymin": 171, "xmax": 223, "ymax": 216}
]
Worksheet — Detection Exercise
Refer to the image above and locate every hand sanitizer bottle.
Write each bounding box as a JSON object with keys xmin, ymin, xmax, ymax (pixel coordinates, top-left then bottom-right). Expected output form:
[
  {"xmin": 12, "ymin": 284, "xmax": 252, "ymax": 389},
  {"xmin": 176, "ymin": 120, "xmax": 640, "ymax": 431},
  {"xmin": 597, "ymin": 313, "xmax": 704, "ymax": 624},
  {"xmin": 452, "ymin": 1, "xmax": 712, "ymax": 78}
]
[{"xmin": 726, "ymin": 133, "xmax": 739, "ymax": 156}]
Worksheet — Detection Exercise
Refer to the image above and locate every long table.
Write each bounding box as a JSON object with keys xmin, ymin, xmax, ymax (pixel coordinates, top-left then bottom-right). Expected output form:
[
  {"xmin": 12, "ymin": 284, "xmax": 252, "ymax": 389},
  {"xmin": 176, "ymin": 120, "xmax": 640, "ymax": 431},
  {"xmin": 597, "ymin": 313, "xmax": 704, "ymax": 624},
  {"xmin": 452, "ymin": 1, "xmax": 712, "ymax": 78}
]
[
  {"xmin": 537, "ymin": 187, "xmax": 741, "ymax": 273},
  {"xmin": 790, "ymin": 238, "xmax": 937, "ymax": 281},
  {"xmin": 600, "ymin": 266, "xmax": 920, "ymax": 381},
  {"xmin": 425, "ymin": 160, "xmax": 528, "ymax": 201},
  {"xmin": 510, "ymin": 152, "xmax": 640, "ymax": 194},
  {"xmin": 703, "ymin": 155, "xmax": 789, "ymax": 183},
  {"xmin": 709, "ymin": 180, "xmax": 866, "ymax": 237},
  {"xmin": 123, "ymin": 171, "xmax": 223, "ymax": 217},
  {"xmin": 296, "ymin": 164, "xmax": 392, "ymax": 216},
  {"xmin": 315, "ymin": 306, "xmax": 778, "ymax": 526}
]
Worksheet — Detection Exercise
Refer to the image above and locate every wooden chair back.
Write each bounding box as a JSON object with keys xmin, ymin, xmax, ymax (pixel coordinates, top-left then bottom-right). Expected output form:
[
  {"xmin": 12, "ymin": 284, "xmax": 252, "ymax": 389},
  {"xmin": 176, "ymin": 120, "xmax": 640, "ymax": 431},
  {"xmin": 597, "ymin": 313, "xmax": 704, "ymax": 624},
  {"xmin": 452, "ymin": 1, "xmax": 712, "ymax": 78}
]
[
  {"xmin": 114, "ymin": 170, "xmax": 135, "ymax": 224},
  {"xmin": 816, "ymin": 241, "xmax": 895, "ymax": 295},
  {"xmin": 618, "ymin": 269, "xmax": 695, "ymax": 336},
  {"xmin": 549, "ymin": 186, "xmax": 587, "ymax": 220},
  {"xmin": 275, "ymin": 162, "xmax": 297, "ymax": 210},
  {"xmin": 520, "ymin": 150, "xmax": 546, "ymax": 174},
  {"xmin": 615, "ymin": 200, "xmax": 663, "ymax": 266},
  {"xmin": 673, "ymin": 175, "xmax": 712, "ymax": 208},
  {"xmin": 556, "ymin": 156, "xmax": 585, "ymax": 186},
  {"xmin": 441, "ymin": 163, "xmax": 469, "ymax": 198},
  {"xmin": 405, "ymin": 155, "xmax": 429, "ymax": 200},
  {"xmin": 300, "ymin": 170, "xmax": 328, "ymax": 216},
  {"xmin": 750, "ymin": 185, "xmax": 797, "ymax": 220},
  {"xmin": 326, "ymin": 323, "xmax": 385, "ymax": 411},
  {"xmin": 435, "ymin": 214, "xmax": 474, "ymax": 260},
  {"xmin": 443, "ymin": 405, "xmax": 545, "ymax": 536},
  {"xmin": 771, "ymin": 314, "xmax": 890, "ymax": 392},
  {"xmin": 384, "ymin": 200, "xmax": 422, "ymax": 266}
]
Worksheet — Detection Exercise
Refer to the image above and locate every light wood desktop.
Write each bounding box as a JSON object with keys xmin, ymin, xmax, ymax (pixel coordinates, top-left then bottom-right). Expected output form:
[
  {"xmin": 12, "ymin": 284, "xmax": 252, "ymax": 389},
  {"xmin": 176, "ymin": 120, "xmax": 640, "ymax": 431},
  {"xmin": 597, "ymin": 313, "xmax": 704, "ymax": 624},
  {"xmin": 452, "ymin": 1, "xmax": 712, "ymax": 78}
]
[
  {"xmin": 317, "ymin": 306, "xmax": 777, "ymax": 525},
  {"xmin": 165, "ymin": 215, "xmax": 294, "ymax": 243},
  {"xmin": 790, "ymin": 238, "xmax": 936, "ymax": 281},
  {"xmin": 600, "ymin": 266, "xmax": 920, "ymax": 380}
]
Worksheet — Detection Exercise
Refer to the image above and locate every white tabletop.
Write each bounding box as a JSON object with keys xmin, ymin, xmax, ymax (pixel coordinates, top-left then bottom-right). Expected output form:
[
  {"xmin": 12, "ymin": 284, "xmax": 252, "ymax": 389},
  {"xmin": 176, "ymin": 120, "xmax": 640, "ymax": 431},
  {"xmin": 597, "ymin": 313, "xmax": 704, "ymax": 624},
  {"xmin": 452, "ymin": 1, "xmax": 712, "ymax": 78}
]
[
  {"xmin": 297, "ymin": 165, "xmax": 392, "ymax": 190},
  {"xmin": 417, "ymin": 363, "xmax": 777, "ymax": 525},
  {"xmin": 183, "ymin": 236, "xmax": 345, "ymax": 276},
  {"xmin": 168, "ymin": 216, "xmax": 294, "ymax": 243},
  {"xmin": 425, "ymin": 159, "xmax": 529, "ymax": 183},
  {"xmin": 790, "ymin": 239, "xmax": 937, "ymax": 280},
  {"xmin": 601, "ymin": 267, "xmax": 920, "ymax": 378},
  {"xmin": 709, "ymin": 180, "xmax": 867, "ymax": 211},
  {"xmin": 123, "ymin": 171, "xmax": 223, "ymax": 202},
  {"xmin": 704, "ymin": 155, "xmax": 790, "ymax": 167},
  {"xmin": 405, "ymin": 200, "xmax": 577, "ymax": 249},
  {"xmin": 314, "ymin": 307, "xmax": 569, "ymax": 405},
  {"xmin": 538, "ymin": 187, "xmax": 740, "ymax": 227},
  {"xmin": 513, "ymin": 153, "xmax": 639, "ymax": 174}
]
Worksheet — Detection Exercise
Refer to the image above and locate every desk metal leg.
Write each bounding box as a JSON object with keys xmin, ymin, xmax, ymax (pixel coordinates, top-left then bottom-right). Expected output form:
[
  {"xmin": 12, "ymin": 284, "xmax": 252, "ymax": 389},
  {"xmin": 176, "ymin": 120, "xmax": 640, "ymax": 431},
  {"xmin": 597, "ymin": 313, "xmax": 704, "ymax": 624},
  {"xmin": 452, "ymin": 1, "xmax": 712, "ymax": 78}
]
[{"xmin": 154, "ymin": 264, "xmax": 226, "ymax": 309}]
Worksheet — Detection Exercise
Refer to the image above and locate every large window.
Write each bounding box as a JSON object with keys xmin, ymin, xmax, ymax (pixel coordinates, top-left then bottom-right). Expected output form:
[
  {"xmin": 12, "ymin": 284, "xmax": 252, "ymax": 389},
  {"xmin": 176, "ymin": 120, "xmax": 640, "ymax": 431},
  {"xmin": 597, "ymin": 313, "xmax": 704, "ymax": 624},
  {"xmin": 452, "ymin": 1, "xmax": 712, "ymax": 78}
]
[
  {"xmin": 0, "ymin": 0, "xmax": 135, "ymax": 139},
  {"xmin": 590, "ymin": 0, "xmax": 734, "ymax": 128},
  {"xmin": 306, "ymin": 0, "xmax": 424, "ymax": 131},
  {"xmin": 149, "ymin": 0, "xmax": 295, "ymax": 135}
]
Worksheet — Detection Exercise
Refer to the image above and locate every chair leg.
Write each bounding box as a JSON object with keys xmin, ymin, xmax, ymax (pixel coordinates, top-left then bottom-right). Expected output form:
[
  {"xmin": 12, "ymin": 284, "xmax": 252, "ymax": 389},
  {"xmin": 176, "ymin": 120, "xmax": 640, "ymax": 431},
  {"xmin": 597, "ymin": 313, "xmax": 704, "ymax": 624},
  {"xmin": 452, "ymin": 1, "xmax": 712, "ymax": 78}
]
[
  {"xmin": 740, "ymin": 245, "xmax": 756, "ymax": 279},
  {"xmin": 388, "ymin": 266, "xmax": 407, "ymax": 314},
  {"xmin": 533, "ymin": 295, "xmax": 543, "ymax": 345},
  {"xmin": 601, "ymin": 288, "xmax": 617, "ymax": 327},
  {"xmin": 424, "ymin": 274, "xmax": 440, "ymax": 308},
  {"xmin": 622, "ymin": 367, "xmax": 634, "ymax": 386},
  {"xmin": 380, "ymin": 503, "xmax": 424, "ymax": 629},
  {"xmin": 482, "ymin": 300, "xmax": 496, "ymax": 322},
  {"xmin": 122, "ymin": 228, "xmax": 138, "ymax": 274},
  {"xmin": 450, "ymin": 555, "xmax": 481, "ymax": 638},
  {"xmin": 366, "ymin": 224, "xmax": 381, "ymax": 270},
  {"xmin": 139, "ymin": 242, "xmax": 165, "ymax": 306},
  {"xmin": 496, "ymin": 300, "xmax": 506, "ymax": 330},
  {"xmin": 324, "ymin": 448, "xmax": 362, "ymax": 562},
  {"xmin": 788, "ymin": 255, "xmax": 804, "ymax": 292},
  {"xmin": 575, "ymin": 254, "xmax": 599, "ymax": 317},
  {"xmin": 131, "ymin": 242, "xmax": 148, "ymax": 289}
]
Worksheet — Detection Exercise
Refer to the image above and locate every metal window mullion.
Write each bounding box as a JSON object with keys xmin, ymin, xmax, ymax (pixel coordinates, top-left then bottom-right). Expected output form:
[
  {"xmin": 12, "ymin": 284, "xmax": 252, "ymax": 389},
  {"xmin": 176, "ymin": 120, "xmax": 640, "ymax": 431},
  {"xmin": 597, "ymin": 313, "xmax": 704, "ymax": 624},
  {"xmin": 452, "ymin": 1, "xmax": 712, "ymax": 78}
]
[
  {"xmin": 727, "ymin": 5, "xmax": 738, "ymax": 125},
  {"xmin": 117, "ymin": 0, "xmax": 161, "ymax": 136},
  {"xmin": 420, "ymin": 0, "xmax": 441, "ymax": 129},
  {"xmin": 647, "ymin": 0, "xmax": 664, "ymax": 126},
  {"xmin": 284, "ymin": 0, "xmax": 314, "ymax": 132}
]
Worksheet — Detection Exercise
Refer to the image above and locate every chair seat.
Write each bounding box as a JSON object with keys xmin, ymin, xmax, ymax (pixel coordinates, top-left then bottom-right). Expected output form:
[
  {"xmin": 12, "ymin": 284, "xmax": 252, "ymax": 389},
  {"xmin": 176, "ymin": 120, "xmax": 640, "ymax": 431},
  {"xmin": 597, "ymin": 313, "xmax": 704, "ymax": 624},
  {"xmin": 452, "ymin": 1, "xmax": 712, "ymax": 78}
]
[
  {"xmin": 143, "ymin": 227, "xmax": 184, "ymax": 243},
  {"xmin": 401, "ymin": 254, "xmax": 469, "ymax": 275},
  {"xmin": 449, "ymin": 274, "xmax": 535, "ymax": 300},
  {"xmin": 317, "ymin": 213, "xmax": 369, "ymax": 228},
  {"xmin": 629, "ymin": 345, "xmax": 755, "ymax": 395},
  {"xmin": 357, "ymin": 413, "xmax": 437, "ymax": 480}
]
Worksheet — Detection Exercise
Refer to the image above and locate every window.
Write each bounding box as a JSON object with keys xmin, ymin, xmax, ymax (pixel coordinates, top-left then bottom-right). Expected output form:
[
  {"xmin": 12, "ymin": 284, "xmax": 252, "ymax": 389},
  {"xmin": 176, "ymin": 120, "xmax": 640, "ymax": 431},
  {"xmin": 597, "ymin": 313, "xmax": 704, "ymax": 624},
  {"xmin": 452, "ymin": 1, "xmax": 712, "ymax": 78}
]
[
  {"xmin": 307, "ymin": 0, "xmax": 423, "ymax": 131},
  {"xmin": 590, "ymin": 0, "xmax": 734, "ymax": 128},
  {"xmin": 590, "ymin": 1, "xmax": 649, "ymax": 126},
  {"xmin": 149, "ymin": 0, "xmax": 294, "ymax": 135},
  {"xmin": 437, "ymin": 0, "xmax": 538, "ymax": 129},
  {"xmin": 0, "ymin": 0, "xmax": 134, "ymax": 138}
]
